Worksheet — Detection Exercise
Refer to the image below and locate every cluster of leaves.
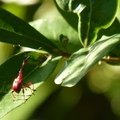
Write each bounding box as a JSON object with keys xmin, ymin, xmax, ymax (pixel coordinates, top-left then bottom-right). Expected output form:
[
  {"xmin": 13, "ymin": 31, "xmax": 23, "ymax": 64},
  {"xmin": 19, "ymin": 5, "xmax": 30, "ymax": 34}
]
[{"xmin": 0, "ymin": 0, "xmax": 120, "ymax": 118}]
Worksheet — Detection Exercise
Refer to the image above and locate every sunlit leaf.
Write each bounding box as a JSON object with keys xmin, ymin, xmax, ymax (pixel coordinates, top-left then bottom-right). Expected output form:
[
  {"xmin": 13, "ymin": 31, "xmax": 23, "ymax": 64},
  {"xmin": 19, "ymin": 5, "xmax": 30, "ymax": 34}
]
[
  {"xmin": 0, "ymin": 52, "xmax": 61, "ymax": 118},
  {"xmin": 55, "ymin": 34, "xmax": 120, "ymax": 87},
  {"xmin": 0, "ymin": 8, "xmax": 58, "ymax": 52},
  {"xmin": 55, "ymin": 0, "xmax": 118, "ymax": 46},
  {"xmin": 30, "ymin": 18, "xmax": 82, "ymax": 53}
]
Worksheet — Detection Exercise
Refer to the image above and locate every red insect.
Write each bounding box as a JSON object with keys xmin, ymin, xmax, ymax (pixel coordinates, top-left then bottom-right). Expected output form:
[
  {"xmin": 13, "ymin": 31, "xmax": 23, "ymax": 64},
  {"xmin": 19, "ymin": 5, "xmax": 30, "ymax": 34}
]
[{"xmin": 11, "ymin": 56, "xmax": 36, "ymax": 102}]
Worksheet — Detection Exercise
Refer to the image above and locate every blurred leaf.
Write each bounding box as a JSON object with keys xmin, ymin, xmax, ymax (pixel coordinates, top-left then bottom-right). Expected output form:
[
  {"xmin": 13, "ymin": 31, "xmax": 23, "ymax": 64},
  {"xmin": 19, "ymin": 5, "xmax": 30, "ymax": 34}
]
[
  {"xmin": 0, "ymin": 8, "xmax": 58, "ymax": 52},
  {"xmin": 1, "ymin": 3, "xmax": 26, "ymax": 19},
  {"xmin": 30, "ymin": 18, "xmax": 82, "ymax": 53},
  {"xmin": 55, "ymin": 34, "xmax": 120, "ymax": 87},
  {"xmin": 55, "ymin": 0, "xmax": 118, "ymax": 46},
  {"xmin": 0, "ymin": 52, "xmax": 61, "ymax": 118}
]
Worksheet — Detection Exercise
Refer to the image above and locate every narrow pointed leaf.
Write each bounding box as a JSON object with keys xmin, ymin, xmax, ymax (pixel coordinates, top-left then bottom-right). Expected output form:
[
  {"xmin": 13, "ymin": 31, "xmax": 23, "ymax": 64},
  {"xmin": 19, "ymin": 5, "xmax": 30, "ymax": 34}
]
[
  {"xmin": 0, "ymin": 52, "xmax": 61, "ymax": 118},
  {"xmin": 0, "ymin": 8, "xmax": 58, "ymax": 52}
]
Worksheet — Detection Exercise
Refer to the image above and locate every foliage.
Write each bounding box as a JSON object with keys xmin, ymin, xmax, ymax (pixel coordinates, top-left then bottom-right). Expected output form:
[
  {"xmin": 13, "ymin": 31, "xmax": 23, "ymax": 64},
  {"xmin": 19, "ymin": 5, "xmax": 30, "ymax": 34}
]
[{"xmin": 0, "ymin": 0, "xmax": 120, "ymax": 119}]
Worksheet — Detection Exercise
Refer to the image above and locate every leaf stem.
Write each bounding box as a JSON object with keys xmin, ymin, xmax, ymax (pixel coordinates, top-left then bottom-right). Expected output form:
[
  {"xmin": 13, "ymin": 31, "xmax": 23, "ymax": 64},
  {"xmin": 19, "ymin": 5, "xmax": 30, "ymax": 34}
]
[
  {"xmin": 101, "ymin": 57, "xmax": 120, "ymax": 63},
  {"xmin": 53, "ymin": 49, "xmax": 71, "ymax": 58}
]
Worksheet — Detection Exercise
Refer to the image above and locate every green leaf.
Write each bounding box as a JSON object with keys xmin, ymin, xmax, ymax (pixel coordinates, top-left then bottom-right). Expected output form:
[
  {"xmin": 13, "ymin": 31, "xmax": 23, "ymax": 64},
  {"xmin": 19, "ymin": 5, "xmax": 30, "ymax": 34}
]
[
  {"xmin": 98, "ymin": 18, "xmax": 120, "ymax": 39},
  {"xmin": 55, "ymin": 34, "xmax": 120, "ymax": 87},
  {"xmin": 0, "ymin": 8, "xmax": 58, "ymax": 52},
  {"xmin": 55, "ymin": 0, "xmax": 118, "ymax": 46},
  {"xmin": 54, "ymin": 0, "xmax": 83, "ymax": 30},
  {"xmin": 55, "ymin": 0, "xmax": 86, "ymax": 13},
  {"xmin": 30, "ymin": 18, "xmax": 82, "ymax": 53},
  {"xmin": 0, "ymin": 52, "xmax": 61, "ymax": 118}
]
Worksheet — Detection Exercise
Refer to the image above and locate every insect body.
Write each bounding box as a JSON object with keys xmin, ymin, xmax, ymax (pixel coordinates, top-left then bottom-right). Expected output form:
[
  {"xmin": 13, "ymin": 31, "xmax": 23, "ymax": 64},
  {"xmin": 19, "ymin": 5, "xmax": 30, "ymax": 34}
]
[{"xmin": 11, "ymin": 57, "xmax": 36, "ymax": 101}]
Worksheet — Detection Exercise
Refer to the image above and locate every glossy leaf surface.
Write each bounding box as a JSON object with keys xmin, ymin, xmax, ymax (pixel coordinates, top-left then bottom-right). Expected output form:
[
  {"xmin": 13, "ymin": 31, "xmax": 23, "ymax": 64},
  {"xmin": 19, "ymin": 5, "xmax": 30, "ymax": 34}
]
[
  {"xmin": 55, "ymin": 0, "xmax": 118, "ymax": 46},
  {"xmin": 0, "ymin": 52, "xmax": 61, "ymax": 118},
  {"xmin": 55, "ymin": 34, "xmax": 120, "ymax": 87},
  {"xmin": 0, "ymin": 8, "xmax": 58, "ymax": 52}
]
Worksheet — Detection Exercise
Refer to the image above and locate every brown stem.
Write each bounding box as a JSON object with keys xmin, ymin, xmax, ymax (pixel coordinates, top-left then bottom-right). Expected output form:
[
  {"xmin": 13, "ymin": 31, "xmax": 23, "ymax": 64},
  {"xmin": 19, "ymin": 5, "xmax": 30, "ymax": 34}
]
[
  {"xmin": 101, "ymin": 57, "xmax": 120, "ymax": 63},
  {"xmin": 53, "ymin": 49, "xmax": 71, "ymax": 58}
]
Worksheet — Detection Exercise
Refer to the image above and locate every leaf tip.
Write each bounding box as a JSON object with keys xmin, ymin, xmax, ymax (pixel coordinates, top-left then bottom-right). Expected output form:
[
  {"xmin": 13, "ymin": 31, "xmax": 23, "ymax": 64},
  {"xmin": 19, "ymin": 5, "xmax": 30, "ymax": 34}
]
[
  {"xmin": 61, "ymin": 82, "xmax": 75, "ymax": 87},
  {"xmin": 54, "ymin": 78, "xmax": 62, "ymax": 84}
]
